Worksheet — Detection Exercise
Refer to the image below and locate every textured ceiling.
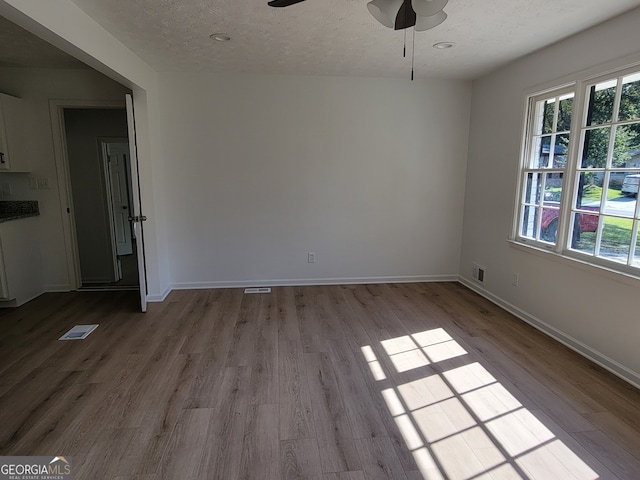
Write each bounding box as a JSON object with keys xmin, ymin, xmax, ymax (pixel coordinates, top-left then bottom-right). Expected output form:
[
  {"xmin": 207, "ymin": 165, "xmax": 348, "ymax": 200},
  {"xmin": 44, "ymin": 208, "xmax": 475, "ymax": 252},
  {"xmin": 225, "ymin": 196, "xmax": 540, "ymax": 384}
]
[
  {"xmin": 0, "ymin": 15, "xmax": 86, "ymax": 68},
  {"xmin": 6, "ymin": 1, "xmax": 640, "ymax": 79},
  {"xmin": 65, "ymin": 0, "xmax": 640, "ymax": 79}
]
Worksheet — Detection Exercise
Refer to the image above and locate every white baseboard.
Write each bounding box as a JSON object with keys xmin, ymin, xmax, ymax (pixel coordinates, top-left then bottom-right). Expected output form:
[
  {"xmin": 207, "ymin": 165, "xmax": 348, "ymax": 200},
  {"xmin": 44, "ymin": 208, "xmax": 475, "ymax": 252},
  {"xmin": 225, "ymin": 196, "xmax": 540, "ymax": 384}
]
[
  {"xmin": 169, "ymin": 274, "xmax": 458, "ymax": 292},
  {"xmin": 0, "ymin": 290, "xmax": 46, "ymax": 308},
  {"xmin": 44, "ymin": 284, "xmax": 74, "ymax": 292},
  {"xmin": 43, "ymin": 283, "xmax": 170, "ymax": 304},
  {"xmin": 81, "ymin": 277, "xmax": 115, "ymax": 284},
  {"xmin": 458, "ymin": 275, "xmax": 640, "ymax": 390},
  {"xmin": 147, "ymin": 286, "xmax": 172, "ymax": 303}
]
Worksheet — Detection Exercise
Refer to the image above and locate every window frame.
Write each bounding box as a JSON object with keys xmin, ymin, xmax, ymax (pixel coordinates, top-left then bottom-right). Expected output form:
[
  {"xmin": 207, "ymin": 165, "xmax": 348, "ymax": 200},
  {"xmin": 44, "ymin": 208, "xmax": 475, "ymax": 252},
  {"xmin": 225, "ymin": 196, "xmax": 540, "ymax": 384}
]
[
  {"xmin": 513, "ymin": 63, "xmax": 640, "ymax": 278},
  {"xmin": 515, "ymin": 84, "xmax": 577, "ymax": 251}
]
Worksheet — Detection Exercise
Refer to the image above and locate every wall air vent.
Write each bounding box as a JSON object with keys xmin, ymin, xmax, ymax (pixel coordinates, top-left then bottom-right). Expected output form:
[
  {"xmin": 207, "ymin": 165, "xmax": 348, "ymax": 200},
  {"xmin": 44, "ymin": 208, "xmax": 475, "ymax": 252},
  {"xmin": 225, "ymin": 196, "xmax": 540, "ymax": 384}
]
[
  {"xmin": 59, "ymin": 324, "xmax": 99, "ymax": 340},
  {"xmin": 244, "ymin": 287, "xmax": 272, "ymax": 294},
  {"xmin": 472, "ymin": 263, "xmax": 486, "ymax": 284}
]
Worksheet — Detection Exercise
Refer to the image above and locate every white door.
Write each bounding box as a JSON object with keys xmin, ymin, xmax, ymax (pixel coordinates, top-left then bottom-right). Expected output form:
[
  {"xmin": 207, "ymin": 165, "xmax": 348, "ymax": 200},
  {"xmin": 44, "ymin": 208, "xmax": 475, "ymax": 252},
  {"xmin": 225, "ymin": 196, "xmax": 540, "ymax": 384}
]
[
  {"xmin": 126, "ymin": 94, "xmax": 147, "ymax": 312},
  {"xmin": 106, "ymin": 143, "xmax": 133, "ymax": 256}
]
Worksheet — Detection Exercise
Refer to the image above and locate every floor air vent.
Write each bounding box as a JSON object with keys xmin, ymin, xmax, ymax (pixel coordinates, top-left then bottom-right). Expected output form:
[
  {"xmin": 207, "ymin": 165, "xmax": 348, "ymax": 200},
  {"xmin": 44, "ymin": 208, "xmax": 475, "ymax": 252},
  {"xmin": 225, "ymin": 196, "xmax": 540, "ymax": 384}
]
[
  {"xmin": 59, "ymin": 324, "xmax": 99, "ymax": 340},
  {"xmin": 244, "ymin": 287, "xmax": 271, "ymax": 294}
]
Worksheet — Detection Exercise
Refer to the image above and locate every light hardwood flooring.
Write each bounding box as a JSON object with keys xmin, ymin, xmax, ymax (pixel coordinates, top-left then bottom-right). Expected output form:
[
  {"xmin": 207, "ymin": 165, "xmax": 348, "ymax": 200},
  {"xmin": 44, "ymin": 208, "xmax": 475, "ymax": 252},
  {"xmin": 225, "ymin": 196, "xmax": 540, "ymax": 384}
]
[{"xmin": 0, "ymin": 283, "xmax": 639, "ymax": 479}]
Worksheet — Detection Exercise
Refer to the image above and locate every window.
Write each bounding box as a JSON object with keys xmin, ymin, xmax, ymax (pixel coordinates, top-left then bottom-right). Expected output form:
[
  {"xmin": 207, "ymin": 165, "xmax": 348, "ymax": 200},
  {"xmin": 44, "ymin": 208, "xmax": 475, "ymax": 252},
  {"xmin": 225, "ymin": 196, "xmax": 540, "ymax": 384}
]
[
  {"xmin": 515, "ymin": 67, "xmax": 640, "ymax": 275},
  {"xmin": 519, "ymin": 89, "xmax": 574, "ymax": 244}
]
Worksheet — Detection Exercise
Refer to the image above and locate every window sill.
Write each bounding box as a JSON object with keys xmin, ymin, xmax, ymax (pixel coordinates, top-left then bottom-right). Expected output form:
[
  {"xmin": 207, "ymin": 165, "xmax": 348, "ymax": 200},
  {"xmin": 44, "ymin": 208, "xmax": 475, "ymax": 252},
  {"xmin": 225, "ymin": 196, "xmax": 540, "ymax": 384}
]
[{"xmin": 507, "ymin": 239, "xmax": 640, "ymax": 288}]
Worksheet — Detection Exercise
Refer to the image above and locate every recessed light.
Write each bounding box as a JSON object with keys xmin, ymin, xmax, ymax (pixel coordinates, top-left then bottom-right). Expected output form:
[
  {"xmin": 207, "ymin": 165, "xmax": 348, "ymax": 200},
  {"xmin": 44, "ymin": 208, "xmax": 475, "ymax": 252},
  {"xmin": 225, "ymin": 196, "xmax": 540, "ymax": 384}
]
[
  {"xmin": 210, "ymin": 33, "xmax": 231, "ymax": 42},
  {"xmin": 433, "ymin": 42, "xmax": 455, "ymax": 49}
]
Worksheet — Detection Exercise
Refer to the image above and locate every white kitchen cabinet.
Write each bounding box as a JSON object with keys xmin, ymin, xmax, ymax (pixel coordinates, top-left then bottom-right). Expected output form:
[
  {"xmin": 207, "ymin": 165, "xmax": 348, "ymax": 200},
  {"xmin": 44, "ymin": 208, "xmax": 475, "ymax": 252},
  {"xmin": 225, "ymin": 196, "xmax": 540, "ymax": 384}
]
[
  {"xmin": 0, "ymin": 93, "xmax": 30, "ymax": 172},
  {"xmin": 0, "ymin": 217, "xmax": 43, "ymax": 306}
]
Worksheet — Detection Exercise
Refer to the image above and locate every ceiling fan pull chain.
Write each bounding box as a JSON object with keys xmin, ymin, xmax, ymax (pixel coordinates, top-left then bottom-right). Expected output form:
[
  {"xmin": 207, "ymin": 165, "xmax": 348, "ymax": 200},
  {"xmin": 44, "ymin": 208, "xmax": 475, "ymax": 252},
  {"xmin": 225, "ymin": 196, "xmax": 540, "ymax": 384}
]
[
  {"xmin": 411, "ymin": 26, "xmax": 415, "ymax": 81},
  {"xmin": 403, "ymin": 28, "xmax": 407, "ymax": 58}
]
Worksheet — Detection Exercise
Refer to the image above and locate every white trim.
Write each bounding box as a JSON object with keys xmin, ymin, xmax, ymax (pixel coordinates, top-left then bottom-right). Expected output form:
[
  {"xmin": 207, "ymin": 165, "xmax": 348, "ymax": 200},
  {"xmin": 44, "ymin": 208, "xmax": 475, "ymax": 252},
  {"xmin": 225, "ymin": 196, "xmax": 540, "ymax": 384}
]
[
  {"xmin": 514, "ymin": 59, "xmax": 640, "ymax": 276},
  {"xmin": 125, "ymin": 94, "xmax": 148, "ymax": 313},
  {"xmin": 170, "ymin": 274, "xmax": 458, "ymax": 292},
  {"xmin": 81, "ymin": 276, "xmax": 116, "ymax": 284},
  {"xmin": 78, "ymin": 286, "xmax": 138, "ymax": 292},
  {"xmin": 147, "ymin": 287, "xmax": 171, "ymax": 303},
  {"xmin": 509, "ymin": 240, "xmax": 640, "ymax": 288},
  {"xmin": 44, "ymin": 283, "xmax": 74, "ymax": 292},
  {"xmin": 0, "ymin": 290, "xmax": 44, "ymax": 308},
  {"xmin": 458, "ymin": 275, "xmax": 640, "ymax": 390},
  {"xmin": 49, "ymin": 101, "xmax": 80, "ymax": 290},
  {"xmin": 522, "ymin": 51, "xmax": 640, "ymax": 101}
]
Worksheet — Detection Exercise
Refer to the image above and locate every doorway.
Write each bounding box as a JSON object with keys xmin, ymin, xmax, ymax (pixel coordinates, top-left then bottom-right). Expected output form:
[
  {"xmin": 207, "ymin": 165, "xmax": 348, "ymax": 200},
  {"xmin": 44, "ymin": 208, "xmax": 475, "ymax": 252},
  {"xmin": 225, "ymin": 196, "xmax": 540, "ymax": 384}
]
[{"xmin": 63, "ymin": 108, "xmax": 139, "ymax": 290}]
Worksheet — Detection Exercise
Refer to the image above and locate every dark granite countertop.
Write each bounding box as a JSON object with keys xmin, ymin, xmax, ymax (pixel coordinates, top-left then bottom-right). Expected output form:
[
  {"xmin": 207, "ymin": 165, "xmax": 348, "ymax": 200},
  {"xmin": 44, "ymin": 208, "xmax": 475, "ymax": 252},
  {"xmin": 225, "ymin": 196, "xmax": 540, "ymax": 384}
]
[{"xmin": 0, "ymin": 200, "xmax": 40, "ymax": 223}]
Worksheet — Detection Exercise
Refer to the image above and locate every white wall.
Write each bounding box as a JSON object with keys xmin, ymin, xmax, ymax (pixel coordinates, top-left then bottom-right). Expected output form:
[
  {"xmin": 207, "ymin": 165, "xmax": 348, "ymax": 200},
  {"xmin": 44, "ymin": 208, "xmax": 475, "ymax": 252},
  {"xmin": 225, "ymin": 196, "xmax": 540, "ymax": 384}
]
[
  {"xmin": 0, "ymin": 67, "xmax": 129, "ymax": 290},
  {"xmin": 461, "ymin": 9, "xmax": 640, "ymax": 385},
  {"xmin": 159, "ymin": 73, "xmax": 471, "ymax": 287}
]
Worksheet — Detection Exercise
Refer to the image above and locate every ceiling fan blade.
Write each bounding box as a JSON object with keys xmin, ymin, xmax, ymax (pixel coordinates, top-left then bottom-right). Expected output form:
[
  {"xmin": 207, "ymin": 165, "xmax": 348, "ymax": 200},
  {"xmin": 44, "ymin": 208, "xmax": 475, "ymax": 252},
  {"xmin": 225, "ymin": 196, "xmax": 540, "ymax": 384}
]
[
  {"xmin": 268, "ymin": 0, "xmax": 307, "ymax": 7},
  {"xmin": 395, "ymin": 0, "xmax": 416, "ymax": 30}
]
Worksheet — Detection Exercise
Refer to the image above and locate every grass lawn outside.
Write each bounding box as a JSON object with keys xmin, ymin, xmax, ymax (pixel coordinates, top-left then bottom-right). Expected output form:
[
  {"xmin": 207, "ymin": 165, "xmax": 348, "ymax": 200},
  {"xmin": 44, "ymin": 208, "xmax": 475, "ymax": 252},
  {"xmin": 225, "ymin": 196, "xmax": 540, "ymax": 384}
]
[
  {"xmin": 545, "ymin": 184, "xmax": 623, "ymax": 203},
  {"xmin": 571, "ymin": 185, "xmax": 638, "ymax": 260},
  {"xmin": 546, "ymin": 183, "xmax": 639, "ymax": 263},
  {"xmin": 581, "ymin": 184, "xmax": 625, "ymax": 201},
  {"xmin": 573, "ymin": 216, "xmax": 636, "ymax": 260}
]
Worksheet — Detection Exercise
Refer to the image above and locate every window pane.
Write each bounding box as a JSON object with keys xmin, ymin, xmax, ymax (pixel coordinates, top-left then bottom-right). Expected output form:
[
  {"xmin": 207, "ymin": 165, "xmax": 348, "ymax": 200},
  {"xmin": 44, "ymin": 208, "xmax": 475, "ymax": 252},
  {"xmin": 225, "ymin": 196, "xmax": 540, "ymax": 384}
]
[
  {"xmin": 575, "ymin": 172, "xmax": 603, "ymax": 210},
  {"xmin": 521, "ymin": 206, "xmax": 538, "ymax": 239},
  {"xmin": 557, "ymin": 95, "xmax": 573, "ymax": 132},
  {"xmin": 540, "ymin": 173, "xmax": 564, "ymax": 243},
  {"xmin": 531, "ymin": 135, "xmax": 551, "ymax": 168},
  {"xmin": 586, "ymin": 80, "xmax": 616, "ymax": 126},
  {"xmin": 524, "ymin": 173, "xmax": 542, "ymax": 204},
  {"xmin": 598, "ymin": 216, "xmax": 633, "ymax": 264},
  {"xmin": 633, "ymin": 224, "xmax": 640, "ymax": 268},
  {"xmin": 570, "ymin": 213, "xmax": 597, "ymax": 255},
  {"xmin": 581, "ymin": 127, "xmax": 610, "ymax": 168},
  {"xmin": 604, "ymin": 172, "xmax": 636, "ymax": 216},
  {"xmin": 621, "ymin": 171, "xmax": 640, "ymax": 198},
  {"xmin": 541, "ymin": 208, "xmax": 559, "ymax": 242},
  {"xmin": 619, "ymin": 73, "xmax": 640, "ymax": 122},
  {"xmin": 612, "ymin": 124, "xmax": 640, "ymax": 167},
  {"xmin": 553, "ymin": 134, "xmax": 569, "ymax": 167},
  {"xmin": 543, "ymin": 172, "xmax": 563, "ymax": 203},
  {"xmin": 541, "ymin": 99, "xmax": 555, "ymax": 134}
]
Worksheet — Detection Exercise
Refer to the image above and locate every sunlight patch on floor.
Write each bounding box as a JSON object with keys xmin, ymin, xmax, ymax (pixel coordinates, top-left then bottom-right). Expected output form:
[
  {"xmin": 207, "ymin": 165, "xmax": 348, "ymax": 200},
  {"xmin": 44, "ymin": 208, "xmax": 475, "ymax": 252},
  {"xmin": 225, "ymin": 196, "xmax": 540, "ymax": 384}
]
[
  {"xmin": 380, "ymin": 329, "xmax": 469, "ymax": 374},
  {"xmin": 362, "ymin": 328, "xmax": 600, "ymax": 480},
  {"xmin": 381, "ymin": 335, "xmax": 431, "ymax": 373},
  {"xmin": 360, "ymin": 345, "xmax": 387, "ymax": 381}
]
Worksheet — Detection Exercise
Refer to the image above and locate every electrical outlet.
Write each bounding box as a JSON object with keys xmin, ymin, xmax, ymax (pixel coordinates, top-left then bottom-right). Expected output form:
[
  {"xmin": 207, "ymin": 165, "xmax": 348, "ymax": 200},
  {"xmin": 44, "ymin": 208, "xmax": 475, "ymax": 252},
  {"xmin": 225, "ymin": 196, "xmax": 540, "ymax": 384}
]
[
  {"xmin": 308, "ymin": 252, "xmax": 316, "ymax": 263},
  {"xmin": 512, "ymin": 274, "xmax": 519, "ymax": 287},
  {"xmin": 37, "ymin": 177, "xmax": 50, "ymax": 189}
]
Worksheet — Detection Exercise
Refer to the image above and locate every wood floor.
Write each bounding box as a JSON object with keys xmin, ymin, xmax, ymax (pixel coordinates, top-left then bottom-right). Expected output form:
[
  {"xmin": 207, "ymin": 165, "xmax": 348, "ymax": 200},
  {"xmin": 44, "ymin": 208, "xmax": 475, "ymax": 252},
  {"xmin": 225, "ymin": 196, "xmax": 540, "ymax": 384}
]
[{"xmin": 0, "ymin": 283, "xmax": 639, "ymax": 479}]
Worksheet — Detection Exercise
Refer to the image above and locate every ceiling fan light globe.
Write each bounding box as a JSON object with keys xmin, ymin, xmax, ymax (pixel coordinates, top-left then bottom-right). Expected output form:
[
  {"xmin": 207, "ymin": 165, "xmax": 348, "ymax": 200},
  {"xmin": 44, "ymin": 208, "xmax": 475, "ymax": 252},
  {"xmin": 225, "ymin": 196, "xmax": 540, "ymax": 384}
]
[
  {"xmin": 367, "ymin": 0, "xmax": 406, "ymax": 29},
  {"xmin": 411, "ymin": 0, "xmax": 448, "ymax": 17},
  {"xmin": 415, "ymin": 10, "xmax": 447, "ymax": 31}
]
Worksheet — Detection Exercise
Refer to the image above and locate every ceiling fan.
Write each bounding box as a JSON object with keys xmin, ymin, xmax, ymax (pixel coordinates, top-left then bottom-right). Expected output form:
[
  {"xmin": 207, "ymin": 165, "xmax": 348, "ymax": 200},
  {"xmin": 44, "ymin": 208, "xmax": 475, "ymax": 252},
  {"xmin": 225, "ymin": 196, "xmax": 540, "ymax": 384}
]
[{"xmin": 267, "ymin": 0, "xmax": 448, "ymax": 31}]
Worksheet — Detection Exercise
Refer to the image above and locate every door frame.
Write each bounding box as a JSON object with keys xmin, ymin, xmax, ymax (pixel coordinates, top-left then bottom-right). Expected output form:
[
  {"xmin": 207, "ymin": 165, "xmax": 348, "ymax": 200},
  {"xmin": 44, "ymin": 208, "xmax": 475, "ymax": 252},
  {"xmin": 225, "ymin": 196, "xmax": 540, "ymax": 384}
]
[{"xmin": 49, "ymin": 100, "xmax": 131, "ymax": 290}]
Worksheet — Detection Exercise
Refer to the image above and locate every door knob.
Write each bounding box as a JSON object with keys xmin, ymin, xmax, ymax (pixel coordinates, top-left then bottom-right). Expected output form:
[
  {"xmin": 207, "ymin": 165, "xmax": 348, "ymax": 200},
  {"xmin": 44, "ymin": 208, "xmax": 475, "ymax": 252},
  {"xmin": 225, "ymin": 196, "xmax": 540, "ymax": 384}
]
[{"xmin": 122, "ymin": 206, "xmax": 128, "ymax": 210}]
